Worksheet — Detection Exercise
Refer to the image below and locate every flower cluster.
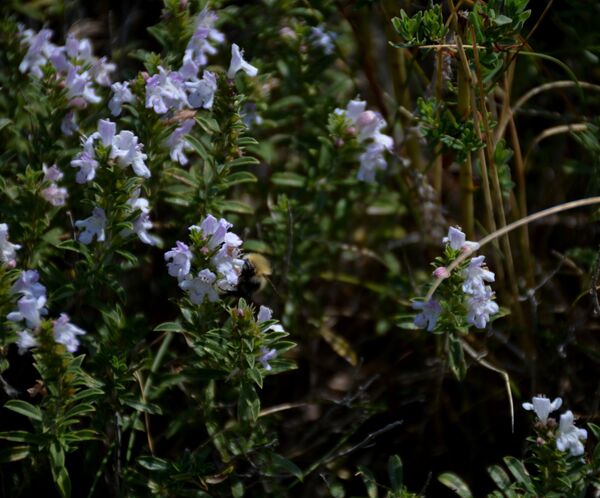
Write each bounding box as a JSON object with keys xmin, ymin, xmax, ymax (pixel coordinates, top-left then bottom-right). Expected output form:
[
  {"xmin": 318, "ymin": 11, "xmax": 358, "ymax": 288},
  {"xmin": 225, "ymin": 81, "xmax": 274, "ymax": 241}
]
[
  {"xmin": 18, "ymin": 27, "xmax": 115, "ymax": 133},
  {"xmin": 523, "ymin": 395, "xmax": 588, "ymax": 457},
  {"xmin": 165, "ymin": 215, "xmax": 245, "ymax": 304},
  {"xmin": 137, "ymin": 9, "xmax": 256, "ymax": 166},
  {"xmin": 40, "ymin": 164, "xmax": 68, "ymax": 207},
  {"xmin": 334, "ymin": 98, "xmax": 394, "ymax": 182},
  {"xmin": 256, "ymin": 305, "xmax": 283, "ymax": 371},
  {"xmin": 413, "ymin": 226, "xmax": 499, "ymax": 332},
  {"xmin": 71, "ymin": 119, "xmax": 156, "ymax": 246},
  {"xmin": 0, "ymin": 223, "xmax": 20, "ymax": 267},
  {"xmin": 7, "ymin": 270, "xmax": 85, "ymax": 354}
]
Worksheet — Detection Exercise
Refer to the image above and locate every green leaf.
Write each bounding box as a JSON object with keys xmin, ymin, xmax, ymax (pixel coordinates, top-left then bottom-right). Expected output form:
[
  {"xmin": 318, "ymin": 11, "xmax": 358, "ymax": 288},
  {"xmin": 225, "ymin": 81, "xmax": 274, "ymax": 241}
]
[
  {"xmin": 270, "ymin": 453, "xmax": 303, "ymax": 482},
  {"xmin": 502, "ymin": 457, "xmax": 535, "ymax": 493},
  {"xmin": 215, "ymin": 199, "xmax": 254, "ymax": 214},
  {"xmin": 123, "ymin": 399, "xmax": 163, "ymax": 415},
  {"xmin": 487, "ymin": 464, "xmax": 511, "ymax": 491},
  {"xmin": 226, "ymin": 156, "xmax": 260, "ymax": 168},
  {"xmin": 0, "ymin": 430, "xmax": 39, "ymax": 443},
  {"xmin": 195, "ymin": 115, "xmax": 221, "ymax": 134},
  {"xmin": 448, "ymin": 335, "xmax": 467, "ymax": 380},
  {"xmin": 223, "ymin": 171, "xmax": 258, "ymax": 187},
  {"xmin": 357, "ymin": 465, "xmax": 378, "ymax": 498},
  {"xmin": 271, "ymin": 172, "xmax": 306, "ymax": 188},
  {"xmin": 438, "ymin": 472, "xmax": 473, "ymax": 498},
  {"xmin": 0, "ymin": 445, "xmax": 30, "ymax": 462},
  {"xmin": 493, "ymin": 14, "xmax": 513, "ymax": 26},
  {"xmin": 238, "ymin": 382, "xmax": 260, "ymax": 423},
  {"xmin": 388, "ymin": 454, "xmax": 403, "ymax": 492},
  {"xmin": 4, "ymin": 400, "xmax": 42, "ymax": 422},
  {"xmin": 138, "ymin": 455, "xmax": 170, "ymax": 471},
  {"xmin": 0, "ymin": 118, "xmax": 12, "ymax": 131},
  {"xmin": 154, "ymin": 321, "xmax": 183, "ymax": 332}
]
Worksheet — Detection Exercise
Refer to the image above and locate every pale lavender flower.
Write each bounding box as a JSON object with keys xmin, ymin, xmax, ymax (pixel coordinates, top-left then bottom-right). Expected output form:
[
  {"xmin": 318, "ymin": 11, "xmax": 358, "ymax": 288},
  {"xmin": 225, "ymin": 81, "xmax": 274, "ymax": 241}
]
[
  {"xmin": 90, "ymin": 56, "xmax": 116, "ymax": 86},
  {"xmin": 186, "ymin": 70, "xmax": 217, "ymax": 109},
  {"xmin": 60, "ymin": 111, "xmax": 78, "ymax": 136},
  {"xmin": 309, "ymin": 25, "xmax": 336, "ymax": 54},
  {"xmin": 522, "ymin": 395, "xmax": 562, "ymax": 425},
  {"xmin": 110, "ymin": 131, "xmax": 151, "ymax": 178},
  {"xmin": 556, "ymin": 410, "xmax": 588, "ymax": 457},
  {"xmin": 75, "ymin": 207, "xmax": 106, "ymax": 244},
  {"xmin": 0, "ymin": 224, "xmax": 21, "ymax": 267},
  {"xmin": 7, "ymin": 295, "xmax": 47, "ymax": 329},
  {"xmin": 109, "ymin": 82, "xmax": 135, "ymax": 116},
  {"xmin": 462, "ymin": 255, "xmax": 495, "ymax": 295},
  {"xmin": 227, "ymin": 43, "xmax": 258, "ymax": 79},
  {"xmin": 259, "ymin": 347, "xmax": 277, "ymax": 371},
  {"xmin": 71, "ymin": 149, "xmax": 99, "ymax": 183},
  {"xmin": 19, "ymin": 28, "xmax": 55, "ymax": 78},
  {"xmin": 257, "ymin": 305, "xmax": 285, "ymax": 333},
  {"xmin": 145, "ymin": 67, "xmax": 189, "ymax": 114},
  {"xmin": 43, "ymin": 164, "xmax": 63, "ymax": 182},
  {"xmin": 179, "ymin": 269, "xmax": 219, "ymax": 304},
  {"xmin": 53, "ymin": 313, "xmax": 86, "ymax": 353},
  {"xmin": 124, "ymin": 194, "xmax": 158, "ymax": 246},
  {"xmin": 355, "ymin": 111, "xmax": 393, "ymax": 150},
  {"xmin": 41, "ymin": 184, "xmax": 68, "ymax": 207},
  {"xmin": 165, "ymin": 241, "xmax": 193, "ymax": 280},
  {"xmin": 357, "ymin": 143, "xmax": 388, "ymax": 183},
  {"xmin": 65, "ymin": 34, "xmax": 93, "ymax": 62},
  {"xmin": 96, "ymin": 118, "xmax": 117, "ymax": 146},
  {"xmin": 335, "ymin": 98, "xmax": 366, "ymax": 122},
  {"xmin": 443, "ymin": 226, "xmax": 480, "ymax": 252},
  {"xmin": 11, "ymin": 270, "xmax": 46, "ymax": 298},
  {"xmin": 166, "ymin": 119, "xmax": 195, "ymax": 165},
  {"xmin": 16, "ymin": 330, "xmax": 38, "ymax": 355},
  {"xmin": 65, "ymin": 63, "xmax": 101, "ymax": 104},
  {"xmin": 465, "ymin": 286, "xmax": 499, "ymax": 329},
  {"xmin": 413, "ymin": 299, "xmax": 442, "ymax": 332},
  {"xmin": 184, "ymin": 8, "xmax": 224, "ymax": 67}
]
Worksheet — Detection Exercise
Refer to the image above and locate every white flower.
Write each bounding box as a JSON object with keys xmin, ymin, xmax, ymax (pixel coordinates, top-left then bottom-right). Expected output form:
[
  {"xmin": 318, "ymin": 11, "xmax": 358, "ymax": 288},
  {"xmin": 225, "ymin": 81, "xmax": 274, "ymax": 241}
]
[
  {"xmin": 0, "ymin": 223, "xmax": 21, "ymax": 267},
  {"xmin": 186, "ymin": 70, "xmax": 217, "ymax": 109},
  {"xmin": 179, "ymin": 269, "xmax": 219, "ymax": 304},
  {"xmin": 166, "ymin": 119, "xmax": 195, "ymax": 165},
  {"xmin": 145, "ymin": 66, "xmax": 189, "ymax": 114},
  {"xmin": 462, "ymin": 256, "xmax": 495, "ymax": 295},
  {"xmin": 43, "ymin": 164, "xmax": 63, "ymax": 182},
  {"xmin": 16, "ymin": 330, "xmax": 38, "ymax": 355},
  {"xmin": 90, "ymin": 56, "xmax": 116, "ymax": 87},
  {"xmin": 335, "ymin": 98, "xmax": 366, "ymax": 122},
  {"xmin": 53, "ymin": 313, "xmax": 86, "ymax": 353},
  {"xmin": 357, "ymin": 143, "xmax": 388, "ymax": 183},
  {"xmin": 109, "ymin": 81, "xmax": 135, "ymax": 116},
  {"xmin": 227, "ymin": 43, "xmax": 258, "ymax": 79},
  {"xmin": 110, "ymin": 131, "xmax": 151, "ymax": 178},
  {"xmin": 556, "ymin": 410, "xmax": 588, "ymax": 457},
  {"xmin": 165, "ymin": 241, "xmax": 193, "ymax": 280},
  {"xmin": 443, "ymin": 226, "xmax": 480, "ymax": 252},
  {"xmin": 123, "ymin": 193, "xmax": 159, "ymax": 246},
  {"xmin": 257, "ymin": 305, "xmax": 285, "ymax": 333},
  {"xmin": 522, "ymin": 395, "xmax": 562, "ymax": 424},
  {"xmin": 75, "ymin": 207, "xmax": 106, "ymax": 244},
  {"xmin": 465, "ymin": 286, "xmax": 499, "ymax": 329},
  {"xmin": 7, "ymin": 295, "xmax": 47, "ymax": 329}
]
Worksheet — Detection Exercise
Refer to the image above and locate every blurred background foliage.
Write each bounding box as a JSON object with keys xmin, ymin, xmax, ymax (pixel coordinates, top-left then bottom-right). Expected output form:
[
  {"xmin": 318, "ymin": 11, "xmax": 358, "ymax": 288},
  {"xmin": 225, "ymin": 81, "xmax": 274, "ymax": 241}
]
[{"xmin": 2, "ymin": 0, "xmax": 600, "ymax": 496}]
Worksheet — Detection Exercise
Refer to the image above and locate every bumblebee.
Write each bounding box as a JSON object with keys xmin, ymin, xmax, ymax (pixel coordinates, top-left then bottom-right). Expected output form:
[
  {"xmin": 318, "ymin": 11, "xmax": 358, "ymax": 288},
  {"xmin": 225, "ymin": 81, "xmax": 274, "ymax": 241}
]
[{"xmin": 232, "ymin": 253, "xmax": 272, "ymax": 299}]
